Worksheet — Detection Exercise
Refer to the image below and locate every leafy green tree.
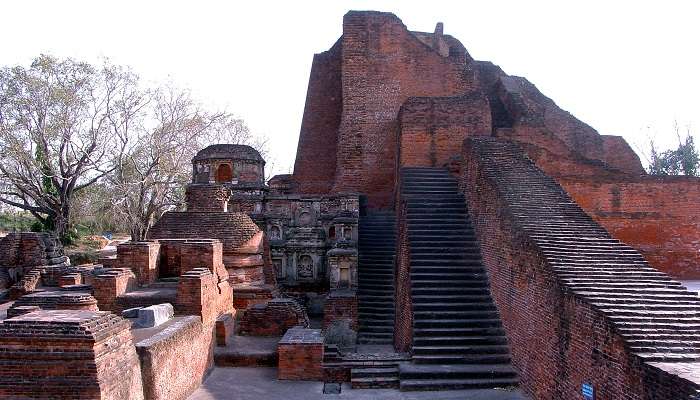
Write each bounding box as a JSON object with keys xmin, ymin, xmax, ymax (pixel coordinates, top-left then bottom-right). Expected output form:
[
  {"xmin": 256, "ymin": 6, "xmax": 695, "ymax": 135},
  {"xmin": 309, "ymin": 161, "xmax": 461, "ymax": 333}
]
[{"xmin": 648, "ymin": 130, "xmax": 699, "ymax": 176}]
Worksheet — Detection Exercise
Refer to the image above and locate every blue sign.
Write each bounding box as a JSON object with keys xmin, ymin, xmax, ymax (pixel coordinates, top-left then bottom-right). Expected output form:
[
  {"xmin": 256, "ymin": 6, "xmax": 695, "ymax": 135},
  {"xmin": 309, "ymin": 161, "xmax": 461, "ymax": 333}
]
[{"xmin": 582, "ymin": 383, "xmax": 595, "ymax": 400}]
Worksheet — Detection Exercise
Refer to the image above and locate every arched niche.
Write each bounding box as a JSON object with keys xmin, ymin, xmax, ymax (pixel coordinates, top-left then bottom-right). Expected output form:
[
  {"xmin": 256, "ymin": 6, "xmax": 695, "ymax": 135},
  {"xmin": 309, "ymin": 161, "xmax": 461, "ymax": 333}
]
[{"xmin": 215, "ymin": 163, "xmax": 233, "ymax": 183}]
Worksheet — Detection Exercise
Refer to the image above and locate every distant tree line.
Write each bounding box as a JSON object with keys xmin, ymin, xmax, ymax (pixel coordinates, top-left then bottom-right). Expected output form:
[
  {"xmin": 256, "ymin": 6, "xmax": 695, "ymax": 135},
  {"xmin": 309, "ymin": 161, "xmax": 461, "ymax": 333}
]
[{"xmin": 0, "ymin": 55, "xmax": 267, "ymax": 243}]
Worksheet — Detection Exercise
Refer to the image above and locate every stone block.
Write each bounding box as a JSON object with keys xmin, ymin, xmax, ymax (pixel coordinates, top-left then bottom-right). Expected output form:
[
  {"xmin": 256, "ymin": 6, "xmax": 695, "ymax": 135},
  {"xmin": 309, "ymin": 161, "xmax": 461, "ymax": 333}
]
[
  {"xmin": 135, "ymin": 303, "xmax": 174, "ymax": 328},
  {"xmin": 122, "ymin": 306, "xmax": 141, "ymax": 319}
]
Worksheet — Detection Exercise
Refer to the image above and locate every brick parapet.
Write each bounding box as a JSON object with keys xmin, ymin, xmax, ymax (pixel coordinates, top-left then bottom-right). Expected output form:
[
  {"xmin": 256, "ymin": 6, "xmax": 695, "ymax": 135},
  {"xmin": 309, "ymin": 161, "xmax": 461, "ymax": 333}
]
[
  {"xmin": 460, "ymin": 137, "xmax": 700, "ymax": 399},
  {"xmin": 135, "ymin": 316, "xmax": 214, "ymax": 400}
]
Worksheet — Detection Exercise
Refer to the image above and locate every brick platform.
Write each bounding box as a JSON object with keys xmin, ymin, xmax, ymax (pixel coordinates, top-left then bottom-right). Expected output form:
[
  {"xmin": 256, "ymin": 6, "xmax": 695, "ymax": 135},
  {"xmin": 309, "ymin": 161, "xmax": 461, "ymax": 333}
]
[
  {"xmin": 278, "ymin": 328, "xmax": 325, "ymax": 381},
  {"xmin": 0, "ymin": 310, "xmax": 143, "ymax": 399}
]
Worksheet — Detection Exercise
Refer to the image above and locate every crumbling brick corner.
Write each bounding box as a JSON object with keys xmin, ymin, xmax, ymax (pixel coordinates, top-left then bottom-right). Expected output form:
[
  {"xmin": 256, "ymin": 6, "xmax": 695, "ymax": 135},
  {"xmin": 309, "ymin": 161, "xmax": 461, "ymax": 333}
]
[{"xmin": 92, "ymin": 268, "xmax": 137, "ymax": 312}]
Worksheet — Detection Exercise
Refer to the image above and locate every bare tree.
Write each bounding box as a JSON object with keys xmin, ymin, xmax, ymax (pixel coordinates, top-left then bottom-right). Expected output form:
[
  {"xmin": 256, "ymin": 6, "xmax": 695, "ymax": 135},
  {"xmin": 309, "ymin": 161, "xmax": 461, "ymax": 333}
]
[
  {"xmin": 108, "ymin": 85, "xmax": 258, "ymax": 240},
  {"xmin": 0, "ymin": 55, "xmax": 268, "ymax": 242},
  {"xmin": 0, "ymin": 55, "xmax": 143, "ymax": 241}
]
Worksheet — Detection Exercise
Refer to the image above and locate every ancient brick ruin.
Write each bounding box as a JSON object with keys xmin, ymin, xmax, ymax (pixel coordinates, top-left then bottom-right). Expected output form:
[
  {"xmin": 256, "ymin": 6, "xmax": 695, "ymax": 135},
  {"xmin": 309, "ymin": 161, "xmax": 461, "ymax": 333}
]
[{"xmin": 0, "ymin": 9, "xmax": 699, "ymax": 399}]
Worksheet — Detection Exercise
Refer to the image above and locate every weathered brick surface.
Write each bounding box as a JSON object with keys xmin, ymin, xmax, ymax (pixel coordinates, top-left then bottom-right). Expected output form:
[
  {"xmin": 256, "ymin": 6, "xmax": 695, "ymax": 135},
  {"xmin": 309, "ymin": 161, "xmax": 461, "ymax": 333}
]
[
  {"xmin": 186, "ymin": 184, "xmax": 231, "ymax": 212},
  {"xmin": 292, "ymin": 39, "xmax": 342, "ymax": 195},
  {"xmin": 0, "ymin": 310, "xmax": 144, "ymax": 399},
  {"xmin": 292, "ymin": 11, "xmax": 470, "ymax": 207},
  {"xmin": 58, "ymin": 273, "xmax": 82, "ymax": 286},
  {"xmin": 0, "ymin": 232, "xmax": 67, "ymax": 268},
  {"xmin": 278, "ymin": 328, "xmax": 325, "ymax": 381},
  {"xmin": 560, "ymin": 176, "xmax": 700, "ymax": 279},
  {"xmin": 322, "ymin": 290, "xmax": 358, "ymax": 330},
  {"xmin": 176, "ymin": 267, "xmax": 233, "ymax": 326},
  {"xmin": 460, "ymin": 137, "xmax": 700, "ymax": 399},
  {"xmin": 8, "ymin": 291, "xmax": 98, "ymax": 317},
  {"xmin": 398, "ymin": 93, "xmax": 491, "ymax": 168},
  {"xmin": 135, "ymin": 316, "xmax": 214, "ymax": 400},
  {"xmin": 148, "ymin": 211, "xmax": 260, "ymax": 269},
  {"xmin": 238, "ymin": 298, "xmax": 309, "ymax": 336}
]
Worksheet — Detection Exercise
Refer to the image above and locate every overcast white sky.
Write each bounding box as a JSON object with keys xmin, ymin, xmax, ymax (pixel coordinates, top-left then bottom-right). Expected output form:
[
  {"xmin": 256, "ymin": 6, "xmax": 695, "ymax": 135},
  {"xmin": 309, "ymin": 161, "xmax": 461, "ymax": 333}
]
[{"xmin": 2, "ymin": 1, "xmax": 698, "ymax": 176}]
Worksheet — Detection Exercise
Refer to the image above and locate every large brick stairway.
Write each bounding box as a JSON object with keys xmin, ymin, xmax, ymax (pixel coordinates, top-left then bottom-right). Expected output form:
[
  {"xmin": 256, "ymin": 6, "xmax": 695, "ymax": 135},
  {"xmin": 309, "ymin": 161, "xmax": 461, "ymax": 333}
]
[
  {"xmin": 469, "ymin": 138, "xmax": 700, "ymax": 363},
  {"xmin": 357, "ymin": 211, "xmax": 396, "ymax": 345},
  {"xmin": 398, "ymin": 167, "xmax": 519, "ymax": 391}
]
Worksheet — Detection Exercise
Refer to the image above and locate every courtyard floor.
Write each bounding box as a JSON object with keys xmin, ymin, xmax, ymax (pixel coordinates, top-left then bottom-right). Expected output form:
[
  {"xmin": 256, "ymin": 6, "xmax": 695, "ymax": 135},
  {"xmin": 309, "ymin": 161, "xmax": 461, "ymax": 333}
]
[{"xmin": 188, "ymin": 367, "xmax": 527, "ymax": 400}]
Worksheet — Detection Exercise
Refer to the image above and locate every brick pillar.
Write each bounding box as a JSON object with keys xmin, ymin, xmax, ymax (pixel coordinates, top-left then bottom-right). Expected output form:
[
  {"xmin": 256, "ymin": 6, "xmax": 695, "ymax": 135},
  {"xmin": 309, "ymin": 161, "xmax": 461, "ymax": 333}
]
[
  {"xmin": 0, "ymin": 310, "xmax": 144, "ymax": 399},
  {"xmin": 117, "ymin": 241, "xmax": 161, "ymax": 285},
  {"xmin": 92, "ymin": 268, "xmax": 136, "ymax": 312},
  {"xmin": 176, "ymin": 268, "xmax": 218, "ymax": 325},
  {"xmin": 278, "ymin": 328, "xmax": 325, "ymax": 381}
]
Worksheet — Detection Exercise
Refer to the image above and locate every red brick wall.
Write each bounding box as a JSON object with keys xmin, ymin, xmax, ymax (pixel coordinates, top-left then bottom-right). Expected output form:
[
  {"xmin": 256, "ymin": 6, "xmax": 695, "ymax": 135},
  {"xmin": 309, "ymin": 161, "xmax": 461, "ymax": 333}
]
[
  {"xmin": 292, "ymin": 39, "xmax": 342, "ymax": 195},
  {"xmin": 135, "ymin": 316, "xmax": 214, "ymax": 400},
  {"xmin": 560, "ymin": 177, "xmax": 700, "ymax": 279},
  {"xmin": 493, "ymin": 75, "xmax": 645, "ymax": 175},
  {"xmin": 185, "ymin": 184, "xmax": 230, "ymax": 212},
  {"xmin": 398, "ymin": 93, "xmax": 491, "ymax": 168},
  {"xmin": 238, "ymin": 298, "xmax": 309, "ymax": 336}
]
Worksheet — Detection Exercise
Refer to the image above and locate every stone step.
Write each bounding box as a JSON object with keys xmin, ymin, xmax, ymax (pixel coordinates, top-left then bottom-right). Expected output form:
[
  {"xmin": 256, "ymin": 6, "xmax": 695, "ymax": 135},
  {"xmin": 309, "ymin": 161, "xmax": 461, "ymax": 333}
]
[
  {"xmin": 411, "ymin": 287, "xmax": 491, "ymax": 296},
  {"xmin": 412, "ymin": 353, "xmax": 512, "ymax": 365},
  {"xmin": 414, "ymin": 327, "xmax": 506, "ymax": 337},
  {"xmin": 411, "ymin": 280, "xmax": 489, "ymax": 289},
  {"xmin": 413, "ymin": 345, "xmax": 510, "ymax": 356},
  {"xmin": 399, "ymin": 377, "xmax": 519, "ymax": 391},
  {"xmin": 413, "ymin": 335, "xmax": 508, "ymax": 346},
  {"xmin": 413, "ymin": 310, "xmax": 500, "ymax": 320},
  {"xmin": 412, "ymin": 302, "xmax": 497, "ymax": 312},
  {"xmin": 413, "ymin": 294, "xmax": 494, "ymax": 303},
  {"xmin": 399, "ymin": 363, "xmax": 517, "ymax": 380},
  {"xmin": 413, "ymin": 318, "xmax": 503, "ymax": 329}
]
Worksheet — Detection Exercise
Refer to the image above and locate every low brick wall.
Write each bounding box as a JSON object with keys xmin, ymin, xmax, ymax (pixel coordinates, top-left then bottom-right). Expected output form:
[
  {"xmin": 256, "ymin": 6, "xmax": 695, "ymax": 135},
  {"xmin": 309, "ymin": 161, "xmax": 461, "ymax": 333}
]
[
  {"xmin": 278, "ymin": 328, "xmax": 324, "ymax": 381},
  {"xmin": 135, "ymin": 316, "xmax": 214, "ymax": 400}
]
